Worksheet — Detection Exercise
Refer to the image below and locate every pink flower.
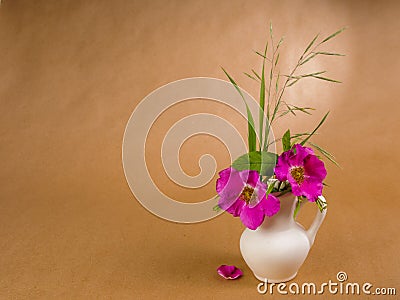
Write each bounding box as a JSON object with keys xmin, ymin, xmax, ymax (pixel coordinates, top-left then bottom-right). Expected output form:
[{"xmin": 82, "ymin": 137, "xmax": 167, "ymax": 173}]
[
  {"xmin": 274, "ymin": 144, "xmax": 327, "ymax": 201},
  {"xmin": 217, "ymin": 265, "xmax": 243, "ymax": 280},
  {"xmin": 216, "ymin": 168, "xmax": 280, "ymax": 230}
]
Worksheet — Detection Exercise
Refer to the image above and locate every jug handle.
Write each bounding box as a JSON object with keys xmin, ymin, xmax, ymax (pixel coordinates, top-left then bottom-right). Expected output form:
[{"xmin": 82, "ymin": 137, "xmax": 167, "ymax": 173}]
[{"xmin": 305, "ymin": 196, "xmax": 327, "ymax": 246}]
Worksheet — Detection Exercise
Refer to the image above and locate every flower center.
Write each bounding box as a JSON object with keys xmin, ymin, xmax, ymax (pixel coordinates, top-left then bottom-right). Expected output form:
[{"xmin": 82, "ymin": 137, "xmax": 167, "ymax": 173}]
[
  {"xmin": 290, "ymin": 166, "xmax": 305, "ymax": 185},
  {"xmin": 240, "ymin": 186, "xmax": 254, "ymax": 205}
]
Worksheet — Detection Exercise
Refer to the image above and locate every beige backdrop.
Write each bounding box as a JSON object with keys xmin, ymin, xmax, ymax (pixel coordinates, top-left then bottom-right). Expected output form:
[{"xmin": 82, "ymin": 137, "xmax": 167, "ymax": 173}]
[{"xmin": 0, "ymin": 0, "xmax": 399, "ymax": 299}]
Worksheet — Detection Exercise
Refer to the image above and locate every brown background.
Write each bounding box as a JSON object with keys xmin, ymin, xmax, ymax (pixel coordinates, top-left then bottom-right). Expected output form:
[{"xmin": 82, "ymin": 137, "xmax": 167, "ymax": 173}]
[{"xmin": 0, "ymin": 0, "xmax": 399, "ymax": 299}]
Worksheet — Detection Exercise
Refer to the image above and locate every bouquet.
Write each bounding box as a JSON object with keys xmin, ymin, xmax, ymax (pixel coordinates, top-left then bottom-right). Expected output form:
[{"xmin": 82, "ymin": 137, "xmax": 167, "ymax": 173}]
[{"xmin": 214, "ymin": 24, "xmax": 345, "ymax": 230}]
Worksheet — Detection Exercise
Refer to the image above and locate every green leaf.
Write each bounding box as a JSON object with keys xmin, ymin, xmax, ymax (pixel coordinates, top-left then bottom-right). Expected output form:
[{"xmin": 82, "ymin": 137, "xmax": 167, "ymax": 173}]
[
  {"xmin": 308, "ymin": 141, "xmax": 341, "ymax": 168},
  {"xmin": 213, "ymin": 204, "xmax": 221, "ymax": 212},
  {"xmin": 232, "ymin": 151, "xmax": 278, "ymax": 176},
  {"xmin": 282, "ymin": 129, "xmax": 291, "ymax": 151},
  {"xmin": 293, "ymin": 197, "xmax": 303, "ymax": 219},
  {"xmin": 320, "ymin": 27, "xmax": 346, "ymax": 44},
  {"xmin": 300, "ymin": 111, "xmax": 330, "ymax": 146},
  {"xmin": 222, "ymin": 67, "xmax": 258, "ymax": 152},
  {"xmin": 265, "ymin": 180, "xmax": 276, "ymax": 198},
  {"xmin": 316, "ymin": 196, "xmax": 327, "ymax": 212}
]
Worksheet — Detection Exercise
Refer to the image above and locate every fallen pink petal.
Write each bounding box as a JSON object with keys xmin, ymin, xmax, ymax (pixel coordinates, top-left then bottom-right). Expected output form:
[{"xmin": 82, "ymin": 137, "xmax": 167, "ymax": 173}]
[{"xmin": 217, "ymin": 265, "xmax": 243, "ymax": 280}]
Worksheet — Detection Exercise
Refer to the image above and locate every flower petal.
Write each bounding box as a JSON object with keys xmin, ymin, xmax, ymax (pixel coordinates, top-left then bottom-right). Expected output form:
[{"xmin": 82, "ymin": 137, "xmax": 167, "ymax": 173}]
[
  {"xmin": 217, "ymin": 265, "xmax": 243, "ymax": 280},
  {"xmin": 274, "ymin": 150, "xmax": 291, "ymax": 181},
  {"xmin": 289, "ymin": 144, "xmax": 314, "ymax": 166},
  {"xmin": 260, "ymin": 194, "xmax": 281, "ymax": 217},
  {"xmin": 304, "ymin": 155, "xmax": 327, "ymax": 182},
  {"xmin": 238, "ymin": 170, "xmax": 260, "ymax": 188},
  {"xmin": 219, "ymin": 198, "xmax": 245, "ymax": 217},
  {"xmin": 287, "ymin": 173, "xmax": 302, "ymax": 196},
  {"xmin": 298, "ymin": 179, "xmax": 323, "ymax": 202},
  {"xmin": 247, "ymin": 179, "xmax": 267, "ymax": 208},
  {"xmin": 239, "ymin": 205, "xmax": 265, "ymax": 230},
  {"xmin": 216, "ymin": 167, "xmax": 243, "ymax": 202}
]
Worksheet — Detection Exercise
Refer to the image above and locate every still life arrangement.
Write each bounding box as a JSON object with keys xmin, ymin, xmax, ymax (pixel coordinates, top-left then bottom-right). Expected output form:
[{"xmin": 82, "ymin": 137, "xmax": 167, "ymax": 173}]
[{"xmin": 215, "ymin": 24, "xmax": 345, "ymax": 282}]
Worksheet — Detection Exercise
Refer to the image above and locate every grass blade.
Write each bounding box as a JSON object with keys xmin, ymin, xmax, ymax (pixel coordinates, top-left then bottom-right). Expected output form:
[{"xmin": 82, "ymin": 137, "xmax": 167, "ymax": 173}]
[
  {"xmin": 285, "ymin": 103, "xmax": 296, "ymax": 116},
  {"xmin": 275, "ymin": 53, "xmax": 280, "ymax": 66},
  {"xmin": 275, "ymin": 73, "xmax": 280, "ymax": 94},
  {"xmin": 284, "ymin": 71, "xmax": 326, "ymax": 79},
  {"xmin": 300, "ymin": 52, "xmax": 318, "ymax": 65},
  {"xmin": 276, "ymin": 36, "xmax": 284, "ymax": 51},
  {"xmin": 300, "ymin": 111, "xmax": 329, "ymax": 146},
  {"xmin": 222, "ymin": 67, "xmax": 258, "ymax": 152},
  {"xmin": 259, "ymin": 40, "xmax": 268, "ymax": 149},
  {"xmin": 301, "ymin": 71, "xmax": 327, "ymax": 78},
  {"xmin": 320, "ymin": 27, "xmax": 346, "ymax": 44},
  {"xmin": 287, "ymin": 78, "xmax": 300, "ymax": 87},
  {"xmin": 302, "ymin": 34, "xmax": 319, "ymax": 57},
  {"xmin": 270, "ymin": 21, "xmax": 273, "ymax": 39},
  {"xmin": 251, "ymin": 69, "xmax": 261, "ymax": 80},
  {"xmin": 259, "ymin": 63, "xmax": 266, "ymax": 148},
  {"xmin": 254, "ymin": 50, "xmax": 267, "ymax": 59},
  {"xmin": 287, "ymin": 105, "xmax": 315, "ymax": 115},
  {"xmin": 309, "ymin": 141, "xmax": 341, "ymax": 168},
  {"xmin": 292, "ymin": 132, "xmax": 312, "ymax": 138},
  {"xmin": 312, "ymin": 75, "xmax": 342, "ymax": 83},
  {"xmin": 316, "ymin": 51, "xmax": 345, "ymax": 56},
  {"xmin": 278, "ymin": 110, "xmax": 292, "ymax": 118},
  {"xmin": 244, "ymin": 72, "xmax": 259, "ymax": 82}
]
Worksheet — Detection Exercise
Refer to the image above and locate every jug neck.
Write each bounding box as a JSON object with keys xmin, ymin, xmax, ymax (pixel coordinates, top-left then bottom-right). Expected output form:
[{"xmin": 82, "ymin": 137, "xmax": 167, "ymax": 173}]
[{"xmin": 259, "ymin": 192, "xmax": 297, "ymax": 231}]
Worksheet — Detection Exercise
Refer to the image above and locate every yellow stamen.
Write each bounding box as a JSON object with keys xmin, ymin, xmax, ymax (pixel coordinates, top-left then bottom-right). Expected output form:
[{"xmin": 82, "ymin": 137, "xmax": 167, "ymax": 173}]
[
  {"xmin": 290, "ymin": 166, "xmax": 305, "ymax": 185},
  {"xmin": 240, "ymin": 186, "xmax": 254, "ymax": 204}
]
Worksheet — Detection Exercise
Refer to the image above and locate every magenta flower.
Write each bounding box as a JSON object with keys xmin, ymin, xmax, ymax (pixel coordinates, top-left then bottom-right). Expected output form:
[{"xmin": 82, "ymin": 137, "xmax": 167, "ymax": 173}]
[
  {"xmin": 274, "ymin": 144, "xmax": 327, "ymax": 201},
  {"xmin": 216, "ymin": 168, "xmax": 280, "ymax": 230},
  {"xmin": 217, "ymin": 265, "xmax": 243, "ymax": 280}
]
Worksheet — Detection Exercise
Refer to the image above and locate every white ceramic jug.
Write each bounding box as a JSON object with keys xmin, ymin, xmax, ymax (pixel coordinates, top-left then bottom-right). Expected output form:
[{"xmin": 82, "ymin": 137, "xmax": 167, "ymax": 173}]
[{"xmin": 240, "ymin": 192, "xmax": 327, "ymax": 282}]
